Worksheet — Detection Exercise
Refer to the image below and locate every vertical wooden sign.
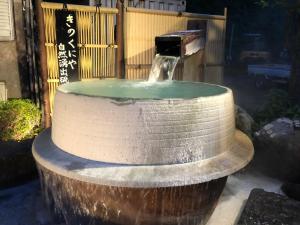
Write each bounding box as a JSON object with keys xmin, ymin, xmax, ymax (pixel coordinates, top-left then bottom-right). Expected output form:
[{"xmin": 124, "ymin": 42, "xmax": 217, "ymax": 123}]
[{"xmin": 55, "ymin": 10, "xmax": 79, "ymax": 84}]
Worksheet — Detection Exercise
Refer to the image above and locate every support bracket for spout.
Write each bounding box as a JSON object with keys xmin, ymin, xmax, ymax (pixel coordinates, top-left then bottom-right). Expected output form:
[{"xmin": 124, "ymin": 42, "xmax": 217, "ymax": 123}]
[{"xmin": 155, "ymin": 29, "xmax": 206, "ymax": 58}]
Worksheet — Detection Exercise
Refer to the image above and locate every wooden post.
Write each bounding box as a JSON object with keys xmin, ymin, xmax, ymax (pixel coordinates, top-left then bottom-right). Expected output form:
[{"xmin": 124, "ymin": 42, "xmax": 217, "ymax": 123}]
[
  {"xmin": 221, "ymin": 7, "xmax": 228, "ymax": 84},
  {"xmin": 35, "ymin": 0, "xmax": 51, "ymax": 128},
  {"xmin": 116, "ymin": 0, "xmax": 125, "ymax": 79}
]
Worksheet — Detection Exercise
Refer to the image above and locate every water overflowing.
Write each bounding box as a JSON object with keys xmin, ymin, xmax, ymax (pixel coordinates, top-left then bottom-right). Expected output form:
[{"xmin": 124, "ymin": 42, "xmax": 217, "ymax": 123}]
[
  {"xmin": 37, "ymin": 164, "xmax": 227, "ymax": 225},
  {"xmin": 148, "ymin": 54, "xmax": 180, "ymax": 82}
]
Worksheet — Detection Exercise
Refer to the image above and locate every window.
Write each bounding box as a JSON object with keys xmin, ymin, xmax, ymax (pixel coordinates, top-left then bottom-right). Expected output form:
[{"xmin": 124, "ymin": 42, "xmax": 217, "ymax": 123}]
[
  {"xmin": 150, "ymin": 1, "xmax": 155, "ymax": 9},
  {"xmin": 128, "ymin": 0, "xmax": 134, "ymax": 7},
  {"xmin": 0, "ymin": 0, "xmax": 14, "ymax": 41},
  {"xmin": 0, "ymin": 81, "xmax": 7, "ymax": 101},
  {"xmin": 139, "ymin": 0, "xmax": 145, "ymax": 8},
  {"xmin": 168, "ymin": 3, "xmax": 176, "ymax": 11},
  {"xmin": 159, "ymin": 2, "xmax": 164, "ymax": 10}
]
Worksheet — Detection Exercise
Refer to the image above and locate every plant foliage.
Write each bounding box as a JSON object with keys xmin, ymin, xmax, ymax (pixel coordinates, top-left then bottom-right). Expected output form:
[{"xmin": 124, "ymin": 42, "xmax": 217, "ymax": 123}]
[
  {"xmin": 254, "ymin": 89, "xmax": 300, "ymax": 128},
  {"xmin": 0, "ymin": 99, "xmax": 41, "ymax": 141}
]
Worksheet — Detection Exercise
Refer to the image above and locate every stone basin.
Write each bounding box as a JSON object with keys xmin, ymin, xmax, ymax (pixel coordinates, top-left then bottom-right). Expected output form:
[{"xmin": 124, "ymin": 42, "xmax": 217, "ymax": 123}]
[{"xmin": 33, "ymin": 79, "xmax": 254, "ymax": 225}]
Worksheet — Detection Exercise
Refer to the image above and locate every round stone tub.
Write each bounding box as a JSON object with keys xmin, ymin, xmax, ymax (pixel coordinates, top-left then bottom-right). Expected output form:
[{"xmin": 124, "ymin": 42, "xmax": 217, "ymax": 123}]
[{"xmin": 33, "ymin": 80, "xmax": 254, "ymax": 225}]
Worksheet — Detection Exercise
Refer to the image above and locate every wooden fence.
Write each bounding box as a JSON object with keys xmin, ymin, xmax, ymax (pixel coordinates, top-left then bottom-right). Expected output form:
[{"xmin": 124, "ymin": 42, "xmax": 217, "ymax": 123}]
[
  {"xmin": 124, "ymin": 7, "xmax": 227, "ymax": 83},
  {"xmin": 90, "ymin": 0, "xmax": 186, "ymax": 11},
  {"xmin": 41, "ymin": 2, "xmax": 118, "ymax": 112},
  {"xmin": 41, "ymin": 3, "xmax": 226, "ymax": 113}
]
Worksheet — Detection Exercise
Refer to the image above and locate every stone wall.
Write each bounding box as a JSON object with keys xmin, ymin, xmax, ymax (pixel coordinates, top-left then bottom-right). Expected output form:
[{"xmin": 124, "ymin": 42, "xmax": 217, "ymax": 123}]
[
  {"xmin": 0, "ymin": 0, "xmax": 27, "ymax": 99},
  {"xmin": 0, "ymin": 40, "xmax": 21, "ymax": 98}
]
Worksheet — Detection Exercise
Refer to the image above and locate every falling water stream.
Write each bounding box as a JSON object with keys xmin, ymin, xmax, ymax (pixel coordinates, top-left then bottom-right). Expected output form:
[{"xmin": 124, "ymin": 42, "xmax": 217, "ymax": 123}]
[{"xmin": 148, "ymin": 54, "xmax": 180, "ymax": 82}]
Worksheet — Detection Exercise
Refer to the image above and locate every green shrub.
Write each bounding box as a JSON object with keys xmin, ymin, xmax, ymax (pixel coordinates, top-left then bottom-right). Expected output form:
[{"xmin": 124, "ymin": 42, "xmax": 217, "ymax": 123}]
[
  {"xmin": 254, "ymin": 89, "xmax": 300, "ymax": 129},
  {"xmin": 0, "ymin": 99, "xmax": 41, "ymax": 141}
]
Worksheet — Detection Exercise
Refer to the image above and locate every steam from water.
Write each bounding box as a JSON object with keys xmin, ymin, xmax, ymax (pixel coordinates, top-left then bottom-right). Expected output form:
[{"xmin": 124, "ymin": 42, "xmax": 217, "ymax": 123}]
[{"xmin": 148, "ymin": 54, "xmax": 180, "ymax": 82}]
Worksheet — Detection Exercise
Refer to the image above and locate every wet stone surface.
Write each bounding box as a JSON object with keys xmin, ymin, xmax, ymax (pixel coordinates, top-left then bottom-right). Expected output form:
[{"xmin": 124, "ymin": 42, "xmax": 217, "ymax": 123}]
[
  {"xmin": 0, "ymin": 180, "xmax": 63, "ymax": 225},
  {"xmin": 237, "ymin": 189, "xmax": 300, "ymax": 225},
  {"xmin": 254, "ymin": 118, "xmax": 300, "ymax": 182}
]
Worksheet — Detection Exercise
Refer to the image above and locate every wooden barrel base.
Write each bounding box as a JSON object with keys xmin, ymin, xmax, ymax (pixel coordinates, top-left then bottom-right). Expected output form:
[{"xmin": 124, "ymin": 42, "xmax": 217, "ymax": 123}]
[{"xmin": 37, "ymin": 163, "xmax": 227, "ymax": 225}]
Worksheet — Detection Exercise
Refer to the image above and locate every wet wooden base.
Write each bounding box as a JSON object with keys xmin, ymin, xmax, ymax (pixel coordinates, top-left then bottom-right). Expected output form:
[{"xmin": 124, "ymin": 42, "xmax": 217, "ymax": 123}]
[{"xmin": 37, "ymin": 163, "xmax": 227, "ymax": 225}]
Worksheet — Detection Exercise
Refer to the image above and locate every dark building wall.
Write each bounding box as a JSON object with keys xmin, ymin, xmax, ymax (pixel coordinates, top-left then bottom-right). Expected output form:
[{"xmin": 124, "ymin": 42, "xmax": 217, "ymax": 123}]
[{"xmin": 0, "ymin": 0, "xmax": 28, "ymax": 99}]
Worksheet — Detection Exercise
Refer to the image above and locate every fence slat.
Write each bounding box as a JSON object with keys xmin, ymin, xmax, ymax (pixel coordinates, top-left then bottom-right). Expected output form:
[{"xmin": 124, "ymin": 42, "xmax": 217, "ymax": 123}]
[
  {"xmin": 124, "ymin": 7, "xmax": 226, "ymax": 81},
  {"xmin": 42, "ymin": 3, "xmax": 118, "ymax": 113}
]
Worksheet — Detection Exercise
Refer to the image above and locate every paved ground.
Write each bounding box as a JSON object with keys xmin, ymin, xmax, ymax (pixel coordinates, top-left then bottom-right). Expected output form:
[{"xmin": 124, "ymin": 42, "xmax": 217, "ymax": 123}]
[
  {"xmin": 207, "ymin": 166, "xmax": 283, "ymax": 225},
  {"xmin": 0, "ymin": 181, "xmax": 56, "ymax": 225}
]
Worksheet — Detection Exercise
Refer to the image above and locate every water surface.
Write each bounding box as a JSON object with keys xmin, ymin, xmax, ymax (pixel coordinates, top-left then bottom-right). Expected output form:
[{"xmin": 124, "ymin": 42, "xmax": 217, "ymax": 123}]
[{"xmin": 58, "ymin": 79, "xmax": 227, "ymax": 100}]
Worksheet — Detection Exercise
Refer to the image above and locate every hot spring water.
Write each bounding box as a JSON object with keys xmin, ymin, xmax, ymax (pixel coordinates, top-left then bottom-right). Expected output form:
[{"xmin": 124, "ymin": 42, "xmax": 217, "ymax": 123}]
[{"xmin": 148, "ymin": 54, "xmax": 180, "ymax": 82}]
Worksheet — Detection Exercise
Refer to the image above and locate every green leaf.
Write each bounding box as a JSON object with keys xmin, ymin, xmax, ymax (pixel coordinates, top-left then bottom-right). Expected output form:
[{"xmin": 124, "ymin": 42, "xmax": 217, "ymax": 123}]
[{"xmin": 0, "ymin": 99, "xmax": 41, "ymax": 141}]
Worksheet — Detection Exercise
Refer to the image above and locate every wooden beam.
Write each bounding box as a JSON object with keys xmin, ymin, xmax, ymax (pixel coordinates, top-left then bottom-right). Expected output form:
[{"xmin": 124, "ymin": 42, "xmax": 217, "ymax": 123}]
[
  {"xmin": 126, "ymin": 7, "xmax": 226, "ymax": 20},
  {"xmin": 35, "ymin": 0, "xmax": 51, "ymax": 128},
  {"xmin": 116, "ymin": 0, "xmax": 125, "ymax": 79},
  {"xmin": 41, "ymin": 2, "xmax": 118, "ymax": 13}
]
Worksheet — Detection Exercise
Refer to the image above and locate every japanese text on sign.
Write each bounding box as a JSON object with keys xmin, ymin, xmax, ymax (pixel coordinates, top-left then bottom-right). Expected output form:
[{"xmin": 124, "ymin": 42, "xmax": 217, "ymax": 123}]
[{"xmin": 55, "ymin": 10, "xmax": 79, "ymax": 84}]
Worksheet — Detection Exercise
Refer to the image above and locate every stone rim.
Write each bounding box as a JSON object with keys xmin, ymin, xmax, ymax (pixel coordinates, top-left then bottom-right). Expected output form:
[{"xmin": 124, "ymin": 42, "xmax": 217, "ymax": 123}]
[{"xmin": 32, "ymin": 129, "xmax": 254, "ymax": 188}]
